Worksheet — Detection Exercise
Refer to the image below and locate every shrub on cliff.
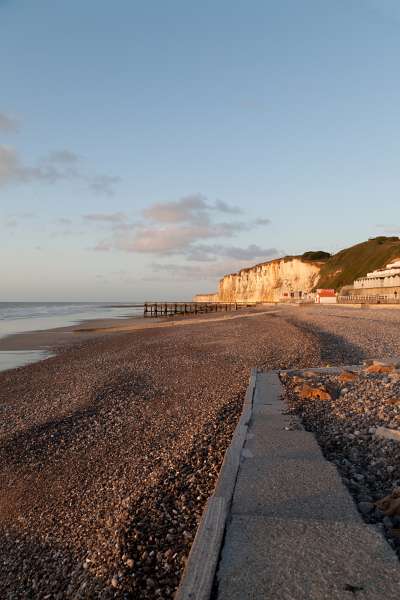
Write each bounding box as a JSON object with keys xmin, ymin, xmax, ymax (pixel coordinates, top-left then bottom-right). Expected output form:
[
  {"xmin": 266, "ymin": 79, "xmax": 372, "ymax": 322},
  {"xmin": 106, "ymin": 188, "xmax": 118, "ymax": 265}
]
[{"xmin": 302, "ymin": 251, "xmax": 331, "ymax": 261}]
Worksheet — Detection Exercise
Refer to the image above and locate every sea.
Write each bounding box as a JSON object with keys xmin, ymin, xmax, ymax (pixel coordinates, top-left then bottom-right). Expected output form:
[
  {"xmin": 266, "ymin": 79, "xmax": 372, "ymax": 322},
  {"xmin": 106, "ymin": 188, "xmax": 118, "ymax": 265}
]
[{"xmin": 0, "ymin": 302, "xmax": 143, "ymax": 373}]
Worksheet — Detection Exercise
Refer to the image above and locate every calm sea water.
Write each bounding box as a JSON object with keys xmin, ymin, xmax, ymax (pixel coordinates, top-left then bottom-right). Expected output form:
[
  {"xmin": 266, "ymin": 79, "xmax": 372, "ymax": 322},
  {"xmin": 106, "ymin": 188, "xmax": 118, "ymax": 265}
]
[{"xmin": 0, "ymin": 302, "xmax": 143, "ymax": 373}]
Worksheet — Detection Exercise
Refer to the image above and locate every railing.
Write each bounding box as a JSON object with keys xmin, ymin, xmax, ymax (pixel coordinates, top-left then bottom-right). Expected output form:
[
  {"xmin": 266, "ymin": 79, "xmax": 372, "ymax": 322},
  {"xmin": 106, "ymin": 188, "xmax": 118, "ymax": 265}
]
[{"xmin": 338, "ymin": 295, "xmax": 400, "ymax": 305}]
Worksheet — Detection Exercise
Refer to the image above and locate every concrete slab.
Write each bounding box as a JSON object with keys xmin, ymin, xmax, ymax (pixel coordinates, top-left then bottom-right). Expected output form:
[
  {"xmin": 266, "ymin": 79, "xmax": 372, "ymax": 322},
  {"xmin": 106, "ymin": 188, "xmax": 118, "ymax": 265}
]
[
  {"xmin": 244, "ymin": 419, "xmax": 321, "ymax": 457},
  {"xmin": 217, "ymin": 515, "xmax": 400, "ymax": 600},
  {"xmin": 252, "ymin": 403, "xmax": 291, "ymax": 417},
  {"xmin": 253, "ymin": 372, "xmax": 282, "ymax": 406},
  {"xmin": 231, "ymin": 456, "xmax": 355, "ymax": 520}
]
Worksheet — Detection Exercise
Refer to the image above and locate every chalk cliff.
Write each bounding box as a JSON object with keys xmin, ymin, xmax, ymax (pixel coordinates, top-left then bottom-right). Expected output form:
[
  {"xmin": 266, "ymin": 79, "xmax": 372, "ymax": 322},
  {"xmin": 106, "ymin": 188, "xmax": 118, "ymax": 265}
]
[
  {"xmin": 195, "ymin": 257, "xmax": 323, "ymax": 303},
  {"xmin": 194, "ymin": 237, "xmax": 400, "ymax": 303}
]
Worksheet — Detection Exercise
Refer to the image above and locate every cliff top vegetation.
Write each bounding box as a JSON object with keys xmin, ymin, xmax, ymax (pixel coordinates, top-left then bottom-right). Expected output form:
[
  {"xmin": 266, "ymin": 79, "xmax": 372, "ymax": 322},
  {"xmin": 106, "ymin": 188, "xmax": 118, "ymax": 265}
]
[
  {"xmin": 317, "ymin": 236, "xmax": 400, "ymax": 290},
  {"xmin": 301, "ymin": 251, "xmax": 331, "ymax": 261}
]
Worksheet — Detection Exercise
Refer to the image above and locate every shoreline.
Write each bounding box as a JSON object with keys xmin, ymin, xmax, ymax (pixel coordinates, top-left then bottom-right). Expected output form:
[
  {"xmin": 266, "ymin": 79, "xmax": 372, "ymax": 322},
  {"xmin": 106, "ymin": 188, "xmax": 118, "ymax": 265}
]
[
  {"xmin": 0, "ymin": 314, "xmax": 144, "ymax": 373},
  {"xmin": 3, "ymin": 301, "xmax": 400, "ymax": 357},
  {"xmin": 0, "ymin": 308, "xmax": 271, "ymax": 352},
  {"xmin": 0, "ymin": 302, "xmax": 145, "ymax": 372},
  {"xmin": 2, "ymin": 301, "xmax": 400, "ymax": 374}
]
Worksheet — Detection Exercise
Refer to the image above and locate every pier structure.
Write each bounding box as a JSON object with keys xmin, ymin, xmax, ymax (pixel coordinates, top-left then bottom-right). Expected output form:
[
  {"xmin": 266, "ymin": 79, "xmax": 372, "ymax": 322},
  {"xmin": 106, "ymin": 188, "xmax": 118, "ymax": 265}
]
[{"xmin": 143, "ymin": 301, "xmax": 257, "ymax": 318}]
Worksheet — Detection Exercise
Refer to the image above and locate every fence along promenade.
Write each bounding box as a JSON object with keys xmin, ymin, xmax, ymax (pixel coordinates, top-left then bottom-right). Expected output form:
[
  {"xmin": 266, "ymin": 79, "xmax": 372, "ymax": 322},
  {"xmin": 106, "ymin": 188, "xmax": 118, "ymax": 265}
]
[{"xmin": 338, "ymin": 295, "xmax": 400, "ymax": 305}]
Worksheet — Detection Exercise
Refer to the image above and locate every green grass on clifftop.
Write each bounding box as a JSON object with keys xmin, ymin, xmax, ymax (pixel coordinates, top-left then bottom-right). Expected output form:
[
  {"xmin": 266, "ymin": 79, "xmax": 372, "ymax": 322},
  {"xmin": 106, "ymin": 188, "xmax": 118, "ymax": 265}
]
[{"xmin": 317, "ymin": 237, "xmax": 400, "ymax": 291}]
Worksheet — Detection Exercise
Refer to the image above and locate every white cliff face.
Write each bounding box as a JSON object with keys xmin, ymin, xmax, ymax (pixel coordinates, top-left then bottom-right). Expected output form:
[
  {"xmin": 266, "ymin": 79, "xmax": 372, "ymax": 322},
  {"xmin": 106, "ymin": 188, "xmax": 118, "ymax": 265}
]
[{"xmin": 217, "ymin": 258, "xmax": 322, "ymax": 302}]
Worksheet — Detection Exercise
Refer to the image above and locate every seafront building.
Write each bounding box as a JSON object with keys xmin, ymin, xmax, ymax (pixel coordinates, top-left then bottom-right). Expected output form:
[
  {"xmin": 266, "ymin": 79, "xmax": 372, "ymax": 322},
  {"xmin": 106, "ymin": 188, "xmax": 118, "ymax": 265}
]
[
  {"xmin": 351, "ymin": 259, "xmax": 400, "ymax": 298},
  {"xmin": 315, "ymin": 288, "xmax": 337, "ymax": 303}
]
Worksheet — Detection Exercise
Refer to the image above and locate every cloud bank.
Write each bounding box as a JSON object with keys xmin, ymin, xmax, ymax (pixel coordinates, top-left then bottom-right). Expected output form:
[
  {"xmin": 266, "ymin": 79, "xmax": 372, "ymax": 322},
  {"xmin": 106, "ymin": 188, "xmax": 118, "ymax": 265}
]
[
  {"xmin": 0, "ymin": 145, "xmax": 120, "ymax": 195},
  {"xmin": 90, "ymin": 195, "xmax": 272, "ymax": 256},
  {"xmin": 89, "ymin": 194, "xmax": 276, "ymax": 279},
  {"xmin": 0, "ymin": 113, "xmax": 119, "ymax": 195}
]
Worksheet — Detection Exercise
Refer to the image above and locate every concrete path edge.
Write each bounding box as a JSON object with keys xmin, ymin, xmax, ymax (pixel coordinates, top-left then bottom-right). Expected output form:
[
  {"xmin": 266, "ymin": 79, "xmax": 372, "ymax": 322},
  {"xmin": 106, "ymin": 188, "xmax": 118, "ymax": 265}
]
[{"xmin": 174, "ymin": 368, "xmax": 257, "ymax": 600}]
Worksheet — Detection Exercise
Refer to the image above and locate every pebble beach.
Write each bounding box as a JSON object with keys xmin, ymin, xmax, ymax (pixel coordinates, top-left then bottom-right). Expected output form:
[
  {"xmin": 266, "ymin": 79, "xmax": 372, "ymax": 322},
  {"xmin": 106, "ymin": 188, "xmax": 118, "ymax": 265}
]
[{"xmin": 2, "ymin": 305, "xmax": 400, "ymax": 598}]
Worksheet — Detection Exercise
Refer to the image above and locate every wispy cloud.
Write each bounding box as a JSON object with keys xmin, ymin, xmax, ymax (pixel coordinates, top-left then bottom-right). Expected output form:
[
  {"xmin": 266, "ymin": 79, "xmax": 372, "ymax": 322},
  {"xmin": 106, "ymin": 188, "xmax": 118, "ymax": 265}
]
[
  {"xmin": 0, "ymin": 112, "xmax": 19, "ymax": 133},
  {"xmin": 118, "ymin": 221, "xmax": 248, "ymax": 254},
  {"xmin": 57, "ymin": 217, "xmax": 73, "ymax": 225},
  {"xmin": 92, "ymin": 239, "xmax": 113, "ymax": 252},
  {"xmin": 47, "ymin": 149, "xmax": 80, "ymax": 164},
  {"xmin": 143, "ymin": 194, "xmax": 242, "ymax": 225},
  {"xmin": 1, "ymin": 211, "xmax": 37, "ymax": 229},
  {"xmin": 89, "ymin": 174, "xmax": 121, "ymax": 196},
  {"xmin": 89, "ymin": 194, "xmax": 272, "ymax": 263},
  {"xmin": 0, "ymin": 144, "xmax": 120, "ymax": 195},
  {"xmin": 186, "ymin": 244, "xmax": 278, "ymax": 262},
  {"xmin": 0, "ymin": 112, "xmax": 119, "ymax": 193},
  {"xmin": 214, "ymin": 199, "xmax": 242, "ymax": 214},
  {"xmin": 148, "ymin": 259, "xmax": 254, "ymax": 281},
  {"xmin": 83, "ymin": 211, "xmax": 128, "ymax": 223},
  {"xmin": 3, "ymin": 218, "xmax": 18, "ymax": 228},
  {"xmin": 375, "ymin": 224, "xmax": 400, "ymax": 234}
]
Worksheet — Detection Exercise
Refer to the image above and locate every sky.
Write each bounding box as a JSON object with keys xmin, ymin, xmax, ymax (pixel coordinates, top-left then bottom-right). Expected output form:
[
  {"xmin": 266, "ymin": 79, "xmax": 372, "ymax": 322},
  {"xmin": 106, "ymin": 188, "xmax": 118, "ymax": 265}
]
[{"xmin": 1, "ymin": 0, "xmax": 400, "ymax": 301}]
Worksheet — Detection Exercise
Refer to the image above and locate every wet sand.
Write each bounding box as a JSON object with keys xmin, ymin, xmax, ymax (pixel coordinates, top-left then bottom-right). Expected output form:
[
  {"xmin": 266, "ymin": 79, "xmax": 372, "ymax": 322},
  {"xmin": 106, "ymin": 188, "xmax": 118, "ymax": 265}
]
[
  {"xmin": 2, "ymin": 305, "xmax": 400, "ymax": 598},
  {"xmin": 0, "ymin": 316, "xmax": 144, "ymax": 352},
  {"xmin": 0, "ymin": 306, "xmax": 275, "ymax": 353}
]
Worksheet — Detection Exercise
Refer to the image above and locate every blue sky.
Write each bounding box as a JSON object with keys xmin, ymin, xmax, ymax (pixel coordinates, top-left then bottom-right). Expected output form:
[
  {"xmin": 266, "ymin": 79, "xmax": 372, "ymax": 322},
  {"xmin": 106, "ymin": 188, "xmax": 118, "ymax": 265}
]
[{"xmin": 1, "ymin": 0, "xmax": 400, "ymax": 301}]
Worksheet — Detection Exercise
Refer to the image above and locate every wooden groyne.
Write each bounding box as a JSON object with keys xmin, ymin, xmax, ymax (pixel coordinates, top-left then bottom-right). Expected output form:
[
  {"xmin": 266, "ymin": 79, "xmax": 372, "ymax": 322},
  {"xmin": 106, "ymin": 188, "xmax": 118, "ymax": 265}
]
[{"xmin": 143, "ymin": 301, "xmax": 257, "ymax": 318}]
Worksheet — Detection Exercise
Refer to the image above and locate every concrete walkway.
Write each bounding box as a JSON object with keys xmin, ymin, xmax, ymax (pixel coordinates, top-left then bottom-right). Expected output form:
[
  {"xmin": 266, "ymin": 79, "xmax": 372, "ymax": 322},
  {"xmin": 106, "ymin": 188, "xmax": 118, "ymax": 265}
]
[{"xmin": 215, "ymin": 372, "xmax": 400, "ymax": 599}]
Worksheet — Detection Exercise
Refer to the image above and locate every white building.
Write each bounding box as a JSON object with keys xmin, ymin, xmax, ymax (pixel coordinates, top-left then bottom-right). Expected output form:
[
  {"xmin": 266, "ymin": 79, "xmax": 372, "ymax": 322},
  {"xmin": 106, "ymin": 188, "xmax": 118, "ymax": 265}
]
[{"xmin": 354, "ymin": 259, "xmax": 400, "ymax": 291}]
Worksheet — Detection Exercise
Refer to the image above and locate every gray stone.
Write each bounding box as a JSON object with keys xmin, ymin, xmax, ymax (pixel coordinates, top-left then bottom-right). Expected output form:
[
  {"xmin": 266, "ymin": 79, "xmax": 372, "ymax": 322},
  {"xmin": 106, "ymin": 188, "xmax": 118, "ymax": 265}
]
[
  {"xmin": 374, "ymin": 507, "xmax": 385, "ymax": 520},
  {"xmin": 358, "ymin": 501, "xmax": 374, "ymax": 515},
  {"xmin": 383, "ymin": 516, "xmax": 394, "ymax": 530}
]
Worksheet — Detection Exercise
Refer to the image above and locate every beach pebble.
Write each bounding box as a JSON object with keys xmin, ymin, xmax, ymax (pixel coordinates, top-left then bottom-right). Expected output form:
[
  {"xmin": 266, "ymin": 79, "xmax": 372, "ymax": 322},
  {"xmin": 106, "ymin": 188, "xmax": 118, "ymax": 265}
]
[{"xmin": 358, "ymin": 502, "xmax": 374, "ymax": 515}]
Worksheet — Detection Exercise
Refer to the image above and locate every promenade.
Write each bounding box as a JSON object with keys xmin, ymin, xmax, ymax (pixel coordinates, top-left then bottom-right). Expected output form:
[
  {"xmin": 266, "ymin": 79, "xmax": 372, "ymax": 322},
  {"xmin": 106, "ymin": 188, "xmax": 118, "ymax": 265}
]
[{"xmin": 177, "ymin": 370, "xmax": 400, "ymax": 599}]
